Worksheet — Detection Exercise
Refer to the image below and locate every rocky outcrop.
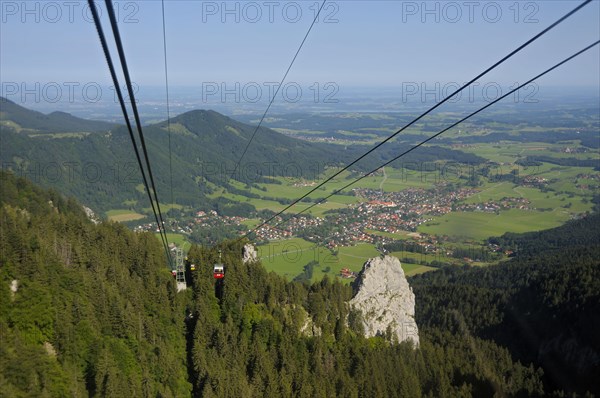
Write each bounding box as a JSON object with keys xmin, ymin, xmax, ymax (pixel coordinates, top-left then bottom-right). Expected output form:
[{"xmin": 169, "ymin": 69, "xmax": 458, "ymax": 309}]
[
  {"xmin": 242, "ymin": 243, "xmax": 258, "ymax": 264},
  {"xmin": 349, "ymin": 256, "xmax": 419, "ymax": 346},
  {"xmin": 83, "ymin": 206, "xmax": 99, "ymax": 224},
  {"xmin": 298, "ymin": 307, "xmax": 322, "ymax": 337},
  {"xmin": 10, "ymin": 279, "xmax": 18, "ymax": 301}
]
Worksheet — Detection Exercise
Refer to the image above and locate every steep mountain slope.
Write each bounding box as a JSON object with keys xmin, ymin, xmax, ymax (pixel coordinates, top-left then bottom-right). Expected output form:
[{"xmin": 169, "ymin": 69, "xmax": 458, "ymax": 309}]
[
  {"xmin": 0, "ymin": 171, "xmax": 190, "ymax": 396},
  {"xmin": 1, "ymin": 127, "xmax": 155, "ymax": 212},
  {"xmin": 6, "ymin": 172, "xmax": 594, "ymax": 396},
  {"xmin": 185, "ymin": 241, "xmax": 544, "ymax": 397},
  {"xmin": 0, "ymin": 97, "xmax": 115, "ymax": 133},
  {"xmin": 150, "ymin": 110, "xmax": 486, "ymax": 182},
  {"xmin": 1, "ymin": 106, "xmax": 348, "ymax": 212},
  {"xmin": 411, "ymin": 213, "xmax": 600, "ymax": 395},
  {"xmin": 157, "ymin": 109, "xmax": 336, "ymax": 173}
]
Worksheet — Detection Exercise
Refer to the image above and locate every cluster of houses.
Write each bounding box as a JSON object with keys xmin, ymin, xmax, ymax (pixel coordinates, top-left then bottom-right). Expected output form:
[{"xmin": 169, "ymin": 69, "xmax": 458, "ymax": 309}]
[
  {"xmin": 521, "ymin": 176, "xmax": 549, "ymax": 188},
  {"xmin": 133, "ymin": 209, "xmax": 247, "ymax": 236},
  {"xmin": 254, "ymin": 215, "xmax": 323, "ymax": 241},
  {"xmin": 253, "ymin": 186, "xmax": 485, "ymax": 247},
  {"xmin": 339, "ymin": 268, "xmax": 356, "ymax": 279}
]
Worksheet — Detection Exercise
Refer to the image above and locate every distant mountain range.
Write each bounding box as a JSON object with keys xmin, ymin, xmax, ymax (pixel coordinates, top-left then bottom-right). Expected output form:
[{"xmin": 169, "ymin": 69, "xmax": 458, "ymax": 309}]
[
  {"xmin": 0, "ymin": 97, "xmax": 115, "ymax": 133},
  {"xmin": 0, "ymin": 98, "xmax": 485, "ymax": 213}
]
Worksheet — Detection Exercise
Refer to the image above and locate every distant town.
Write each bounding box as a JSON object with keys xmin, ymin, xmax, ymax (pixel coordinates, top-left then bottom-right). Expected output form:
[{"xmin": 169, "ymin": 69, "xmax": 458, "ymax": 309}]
[{"xmin": 134, "ymin": 184, "xmax": 541, "ymax": 257}]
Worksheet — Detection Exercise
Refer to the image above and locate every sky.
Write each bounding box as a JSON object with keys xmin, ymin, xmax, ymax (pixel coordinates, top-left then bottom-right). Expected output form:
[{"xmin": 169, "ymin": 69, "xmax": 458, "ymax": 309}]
[{"xmin": 1, "ymin": 0, "xmax": 599, "ymax": 112}]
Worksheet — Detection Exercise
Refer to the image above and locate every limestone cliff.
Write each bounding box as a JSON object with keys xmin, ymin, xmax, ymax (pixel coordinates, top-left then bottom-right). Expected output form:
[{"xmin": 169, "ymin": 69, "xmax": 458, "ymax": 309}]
[
  {"xmin": 349, "ymin": 256, "xmax": 419, "ymax": 346},
  {"xmin": 242, "ymin": 243, "xmax": 258, "ymax": 264}
]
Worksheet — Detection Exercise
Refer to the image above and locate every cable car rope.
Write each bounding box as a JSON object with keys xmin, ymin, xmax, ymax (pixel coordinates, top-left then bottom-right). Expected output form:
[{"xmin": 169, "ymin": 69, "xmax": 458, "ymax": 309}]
[
  {"xmin": 88, "ymin": 0, "xmax": 173, "ymax": 268},
  {"xmin": 104, "ymin": 0, "xmax": 170, "ymax": 247},
  {"xmin": 229, "ymin": 0, "xmax": 327, "ymax": 180},
  {"xmin": 161, "ymin": 0, "xmax": 175, "ymax": 209}
]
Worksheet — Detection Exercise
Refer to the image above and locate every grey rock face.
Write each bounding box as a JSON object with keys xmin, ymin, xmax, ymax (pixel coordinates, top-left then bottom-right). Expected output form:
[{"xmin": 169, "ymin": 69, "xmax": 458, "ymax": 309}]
[
  {"xmin": 242, "ymin": 243, "xmax": 258, "ymax": 264},
  {"xmin": 350, "ymin": 256, "xmax": 419, "ymax": 346}
]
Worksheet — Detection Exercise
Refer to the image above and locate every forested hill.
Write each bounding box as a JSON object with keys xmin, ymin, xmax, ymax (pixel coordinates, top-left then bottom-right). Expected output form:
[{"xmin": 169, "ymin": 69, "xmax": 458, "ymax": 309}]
[
  {"xmin": 0, "ymin": 171, "xmax": 190, "ymax": 396},
  {"xmin": 153, "ymin": 109, "xmax": 336, "ymax": 179},
  {"xmin": 183, "ymin": 243, "xmax": 545, "ymax": 397},
  {"xmin": 1, "ymin": 100, "xmax": 485, "ymax": 213},
  {"xmin": 2, "ymin": 171, "xmax": 549, "ymax": 397},
  {"xmin": 488, "ymin": 213, "xmax": 600, "ymax": 257},
  {"xmin": 412, "ymin": 213, "xmax": 600, "ymax": 395},
  {"xmin": 0, "ymin": 97, "xmax": 115, "ymax": 133}
]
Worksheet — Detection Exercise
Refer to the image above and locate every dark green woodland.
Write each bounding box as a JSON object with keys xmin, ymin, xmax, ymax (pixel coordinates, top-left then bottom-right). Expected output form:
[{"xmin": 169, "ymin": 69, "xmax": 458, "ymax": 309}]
[{"xmin": 1, "ymin": 171, "xmax": 598, "ymax": 396}]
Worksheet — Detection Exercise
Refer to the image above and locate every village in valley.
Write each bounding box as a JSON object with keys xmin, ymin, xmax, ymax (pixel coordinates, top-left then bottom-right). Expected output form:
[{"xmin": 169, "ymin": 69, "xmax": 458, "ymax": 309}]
[{"xmin": 132, "ymin": 177, "xmax": 562, "ymax": 279}]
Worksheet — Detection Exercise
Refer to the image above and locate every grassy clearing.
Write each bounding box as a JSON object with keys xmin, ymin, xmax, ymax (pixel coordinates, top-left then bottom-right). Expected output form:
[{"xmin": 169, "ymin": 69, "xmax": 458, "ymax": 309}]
[
  {"xmin": 161, "ymin": 123, "xmax": 193, "ymax": 136},
  {"xmin": 257, "ymin": 239, "xmax": 381, "ymax": 282},
  {"xmin": 157, "ymin": 233, "xmax": 191, "ymax": 252},
  {"xmin": 257, "ymin": 238, "xmax": 439, "ymax": 281},
  {"xmin": 0, "ymin": 119, "xmax": 22, "ymax": 132},
  {"xmin": 464, "ymin": 177, "xmax": 594, "ymax": 215},
  {"xmin": 142, "ymin": 203, "xmax": 183, "ymax": 213},
  {"xmin": 258, "ymin": 238, "xmax": 323, "ymax": 280},
  {"xmin": 400, "ymin": 262, "xmax": 437, "ymax": 276},
  {"xmin": 337, "ymin": 244, "xmax": 380, "ymax": 270},
  {"xmin": 419, "ymin": 209, "xmax": 571, "ymax": 241},
  {"xmin": 241, "ymin": 218, "xmax": 262, "ymax": 229},
  {"xmin": 29, "ymin": 132, "xmax": 91, "ymax": 138},
  {"xmin": 390, "ymin": 250, "xmax": 451, "ymax": 264},
  {"xmin": 106, "ymin": 209, "xmax": 146, "ymax": 222},
  {"xmin": 365, "ymin": 229, "xmax": 410, "ymax": 240}
]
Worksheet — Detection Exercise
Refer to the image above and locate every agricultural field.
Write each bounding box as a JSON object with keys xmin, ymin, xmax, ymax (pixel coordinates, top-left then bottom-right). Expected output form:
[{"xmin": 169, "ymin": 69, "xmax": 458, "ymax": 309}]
[
  {"xmin": 230, "ymin": 140, "xmax": 595, "ymax": 279},
  {"xmin": 398, "ymin": 262, "xmax": 437, "ymax": 277},
  {"xmin": 258, "ymin": 238, "xmax": 325, "ymax": 280},
  {"xmin": 257, "ymin": 238, "xmax": 431, "ymax": 281},
  {"xmin": 158, "ymin": 233, "xmax": 192, "ymax": 253},
  {"xmin": 419, "ymin": 209, "xmax": 573, "ymax": 241},
  {"xmin": 142, "ymin": 203, "xmax": 183, "ymax": 214},
  {"xmin": 106, "ymin": 209, "xmax": 146, "ymax": 222},
  {"xmin": 249, "ymin": 134, "xmax": 596, "ymax": 280},
  {"xmin": 471, "ymin": 182, "xmax": 591, "ymax": 212}
]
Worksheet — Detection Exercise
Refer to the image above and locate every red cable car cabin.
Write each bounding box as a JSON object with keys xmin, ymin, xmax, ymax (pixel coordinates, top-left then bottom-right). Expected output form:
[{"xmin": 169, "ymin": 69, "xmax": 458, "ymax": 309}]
[{"xmin": 213, "ymin": 264, "xmax": 224, "ymax": 279}]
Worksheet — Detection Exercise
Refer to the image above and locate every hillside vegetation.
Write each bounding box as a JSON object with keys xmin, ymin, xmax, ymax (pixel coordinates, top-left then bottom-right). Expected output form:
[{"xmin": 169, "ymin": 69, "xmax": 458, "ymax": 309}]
[
  {"xmin": 0, "ymin": 98, "xmax": 115, "ymax": 133},
  {"xmin": 0, "ymin": 172, "xmax": 543, "ymax": 397},
  {"xmin": 412, "ymin": 214, "xmax": 600, "ymax": 394},
  {"xmin": 1, "ymin": 100, "xmax": 484, "ymax": 214},
  {"xmin": 1, "ymin": 171, "xmax": 598, "ymax": 396},
  {"xmin": 0, "ymin": 171, "xmax": 190, "ymax": 396}
]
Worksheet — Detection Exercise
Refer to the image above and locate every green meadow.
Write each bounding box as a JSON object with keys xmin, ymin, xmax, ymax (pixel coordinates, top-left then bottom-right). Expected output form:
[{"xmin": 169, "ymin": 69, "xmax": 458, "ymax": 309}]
[
  {"xmin": 419, "ymin": 209, "xmax": 572, "ymax": 241},
  {"xmin": 156, "ymin": 233, "xmax": 192, "ymax": 253},
  {"xmin": 106, "ymin": 209, "xmax": 146, "ymax": 222},
  {"xmin": 257, "ymin": 238, "xmax": 433, "ymax": 281}
]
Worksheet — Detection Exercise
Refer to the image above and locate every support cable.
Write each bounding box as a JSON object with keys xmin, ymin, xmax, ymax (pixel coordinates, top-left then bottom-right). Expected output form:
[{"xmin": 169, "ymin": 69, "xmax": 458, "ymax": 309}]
[{"xmin": 229, "ymin": 0, "xmax": 327, "ymax": 180}]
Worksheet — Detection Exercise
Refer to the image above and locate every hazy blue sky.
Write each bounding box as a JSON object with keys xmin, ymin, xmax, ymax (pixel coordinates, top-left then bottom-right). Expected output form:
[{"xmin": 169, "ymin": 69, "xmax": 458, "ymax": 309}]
[{"xmin": 1, "ymin": 0, "xmax": 599, "ymax": 106}]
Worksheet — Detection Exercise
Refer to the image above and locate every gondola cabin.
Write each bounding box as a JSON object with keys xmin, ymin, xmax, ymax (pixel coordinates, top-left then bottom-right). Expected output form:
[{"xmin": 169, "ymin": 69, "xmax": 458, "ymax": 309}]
[
  {"xmin": 213, "ymin": 264, "xmax": 224, "ymax": 279},
  {"xmin": 184, "ymin": 256, "xmax": 196, "ymax": 271}
]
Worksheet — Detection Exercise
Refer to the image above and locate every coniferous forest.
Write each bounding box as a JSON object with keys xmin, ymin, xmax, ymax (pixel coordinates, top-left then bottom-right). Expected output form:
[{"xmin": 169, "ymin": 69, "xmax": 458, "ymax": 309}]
[{"xmin": 1, "ymin": 170, "xmax": 599, "ymax": 397}]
